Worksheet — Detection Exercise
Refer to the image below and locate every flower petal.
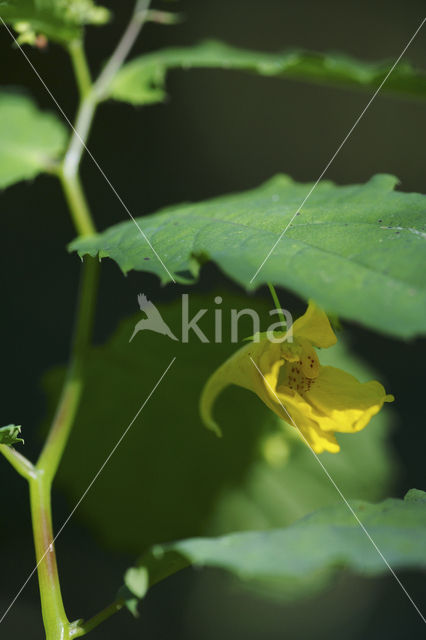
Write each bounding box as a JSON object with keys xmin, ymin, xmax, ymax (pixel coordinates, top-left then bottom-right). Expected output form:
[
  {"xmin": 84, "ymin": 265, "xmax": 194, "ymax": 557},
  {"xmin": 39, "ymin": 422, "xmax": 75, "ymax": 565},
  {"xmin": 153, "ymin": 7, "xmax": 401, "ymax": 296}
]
[
  {"xmin": 292, "ymin": 300, "xmax": 337, "ymax": 349},
  {"xmin": 305, "ymin": 365, "xmax": 394, "ymax": 434},
  {"xmin": 199, "ymin": 339, "xmax": 282, "ymax": 436},
  {"xmin": 273, "ymin": 389, "xmax": 341, "ymax": 454}
]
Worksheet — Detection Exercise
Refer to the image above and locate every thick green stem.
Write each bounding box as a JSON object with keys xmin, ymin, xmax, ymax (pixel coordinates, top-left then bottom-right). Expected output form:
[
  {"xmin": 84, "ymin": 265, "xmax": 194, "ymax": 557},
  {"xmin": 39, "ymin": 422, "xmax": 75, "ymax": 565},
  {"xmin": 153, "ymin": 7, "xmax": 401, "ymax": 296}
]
[
  {"xmin": 37, "ymin": 256, "xmax": 98, "ymax": 483},
  {"xmin": 30, "ymin": 253, "xmax": 98, "ymax": 639},
  {"xmin": 59, "ymin": 170, "xmax": 96, "ymax": 236},
  {"xmin": 29, "ymin": 473, "xmax": 70, "ymax": 639},
  {"xmin": 35, "ymin": 97, "xmax": 98, "ymax": 637},
  {"xmin": 25, "ymin": 3, "xmax": 151, "ymax": 636},
  {"xmin": 61, "ymin": 94, "xmax": 97, "ymax": 185}
]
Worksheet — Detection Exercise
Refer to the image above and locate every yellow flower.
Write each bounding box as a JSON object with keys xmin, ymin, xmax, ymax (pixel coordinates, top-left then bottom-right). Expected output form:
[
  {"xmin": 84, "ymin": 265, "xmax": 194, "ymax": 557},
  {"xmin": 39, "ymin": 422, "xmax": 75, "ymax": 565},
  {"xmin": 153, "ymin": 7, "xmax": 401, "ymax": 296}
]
[{"xmin": 200, "ymin": 301, "xmax": 394, "ymax": 454}]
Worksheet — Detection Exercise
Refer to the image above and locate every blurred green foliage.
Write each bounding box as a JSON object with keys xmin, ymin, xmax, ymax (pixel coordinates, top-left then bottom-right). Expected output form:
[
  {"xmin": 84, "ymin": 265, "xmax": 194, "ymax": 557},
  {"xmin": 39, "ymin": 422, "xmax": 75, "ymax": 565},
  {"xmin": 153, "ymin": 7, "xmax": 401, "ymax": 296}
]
[
  {"xmin": 44, "ymin": 293, "xmax": 395, "ymax": 555},
  {"xmin": 111, "ymin": 40, "xmax": 426, "ymax": 106}
]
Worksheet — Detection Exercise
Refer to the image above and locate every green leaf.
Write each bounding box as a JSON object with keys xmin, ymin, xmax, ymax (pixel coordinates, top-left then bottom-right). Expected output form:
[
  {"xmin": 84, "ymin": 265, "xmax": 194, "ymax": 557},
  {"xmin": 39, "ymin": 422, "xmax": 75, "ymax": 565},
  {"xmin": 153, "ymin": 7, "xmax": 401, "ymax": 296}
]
[
  {"xmin": 110, "ymin": 40, "xmax": 426, "ymax": 106},
  {"xmin": 0, "ymin": 0, "xmax": 109, "ymax": 44},
  {"xmin": 404, "ymin": 488, "xmax": 426, "ymax": 504},
  {"xmin": 0, "ymin": 93, "xmax": 67, "ymax": 189},
  {"xmin": 45, "ymin": 293, "xmax": 394, "ymax": 554},
  {"xmin": 124, "ymin": 567, "xmax": 149, "ymax": 600},
  {"xmin": 0, "ymin": 424, "xmax": 23, "ymax": 445},
  {"xmin": 124, "ymin": 490, "xmax": 426, "ymax": 604},
  {"xmin": 122, "ymin": 550, "xmax": 190, "ymax": 613},
  {"xmin": 70, "ymin": 174, "xmax": 426, "ymax": 338}
]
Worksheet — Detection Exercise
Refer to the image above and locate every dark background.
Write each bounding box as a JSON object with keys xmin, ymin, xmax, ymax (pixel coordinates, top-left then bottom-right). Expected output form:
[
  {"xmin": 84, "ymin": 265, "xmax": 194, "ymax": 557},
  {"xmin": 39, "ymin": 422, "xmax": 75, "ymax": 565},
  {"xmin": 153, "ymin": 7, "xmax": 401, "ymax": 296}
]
[{"xmin": 0, "ymin": 0, "xmax": 425, "ymax": 638}]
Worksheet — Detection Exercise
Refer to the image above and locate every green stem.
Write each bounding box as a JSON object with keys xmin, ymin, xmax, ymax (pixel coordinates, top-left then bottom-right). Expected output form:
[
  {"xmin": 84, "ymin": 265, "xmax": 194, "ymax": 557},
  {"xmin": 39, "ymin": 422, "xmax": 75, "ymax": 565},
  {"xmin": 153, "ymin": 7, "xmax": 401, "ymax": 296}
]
[
  {"xmin": 68, "ymin": 39, "xmax": 92, "ymax": 100},
  {"xmin": 30, "ymin": 253, "xmax": 98, "ymax": 639},
  {"xmin": 29, "ymin": 473, "xmax": 70, "ymax": 640},
  {"xmin": 59, "ymin": 170, "xmax": 96, "ymax": 236},
  {"xmin": 61, "ymin": 94, "xmax": 97, "ymax": 185},
  {"xmin": 35, "ymin": 90, "xmax": 98, "ymax": 636},
  {"xmin": 267, "ymin": 283, "xmax": 286, "ymax": 326},
  {"xmin": 26, "ymin": 4, "xmax": 151, "ymax": 635},
  {"xmin": 94, "ymin": 0, "xmax": 151, "ymax": 100},
  {"xmin": 62, "ymin": 0, "xmax": 151, "ymax": 200},
  {"xmin": 37, "ymin": 255, "xmax": 99, "ymax": 483},
  {"xmin": 0, "ymin": 444, "xmax": 35, "ymax": 481},
  {"xmin": 71, "ymin": 600, "xmax": 125, "ymax": 638}
]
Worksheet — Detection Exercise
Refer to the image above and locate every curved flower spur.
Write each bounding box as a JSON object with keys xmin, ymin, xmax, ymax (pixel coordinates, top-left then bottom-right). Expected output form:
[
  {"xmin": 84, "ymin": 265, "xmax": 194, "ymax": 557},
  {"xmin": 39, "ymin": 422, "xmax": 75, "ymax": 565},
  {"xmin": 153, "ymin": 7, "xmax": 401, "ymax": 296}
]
[{"xmin": 200, "ymin": 301, "xmax": 394, "ymax": 454}]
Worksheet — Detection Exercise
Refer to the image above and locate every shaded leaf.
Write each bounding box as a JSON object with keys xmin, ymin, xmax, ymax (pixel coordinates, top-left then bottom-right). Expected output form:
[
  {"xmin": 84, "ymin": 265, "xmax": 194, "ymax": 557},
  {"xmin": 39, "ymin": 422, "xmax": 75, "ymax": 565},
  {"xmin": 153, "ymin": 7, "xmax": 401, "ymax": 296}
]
[
  {"xmin": 0, "ymin": 93, "xmax": 67, "ymax": 189},
  {"xmin": 70, "ymin": 174, "xmax": 426, "ymax": 338},
  {"xmin": 110, "ymin": 40, "xmax": 426, "ymax": 106},
  {"xmin": 0, "ymin": 0, "xmax": 109, "ymax": 44},
  {"xmin": 124, "ymin": 490, "xmax": 426, "ymax": 604},
  {"xmin": 0, "ymin": 424, "xmax": 23, "ymax": 445},
  {"xmin": 124, "ymin": 566, "xmax": 149, "ymax": 600}
]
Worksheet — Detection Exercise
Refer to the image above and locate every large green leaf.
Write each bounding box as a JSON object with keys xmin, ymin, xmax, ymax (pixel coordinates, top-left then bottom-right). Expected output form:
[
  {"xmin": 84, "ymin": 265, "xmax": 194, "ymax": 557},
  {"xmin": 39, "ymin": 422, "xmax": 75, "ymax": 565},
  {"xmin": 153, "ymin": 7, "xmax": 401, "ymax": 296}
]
[
  {"xmin": 123, "ymin": 489, "xmax": 426, "ymax": 605},
  {"xmin": 45, "ymin": 293, "xmax": 394, "ymax": 554},
  {"xmin": 0, "ymin": 93, "xmax": 67, "ymax": 189},
  {"xmin": 70, "ymin": 174, "xmax": 426, "ymax": 338},
  {"xmin": 0, "ymin": 424, "xmax": 23, "ymax": 445},
  {"xmin": 110, "ymin": 40, "xmax": 426, "ymax": 106},
  {"xmin": 0, "ymin": 0, "xmax": 109, "ymax": 43}
]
